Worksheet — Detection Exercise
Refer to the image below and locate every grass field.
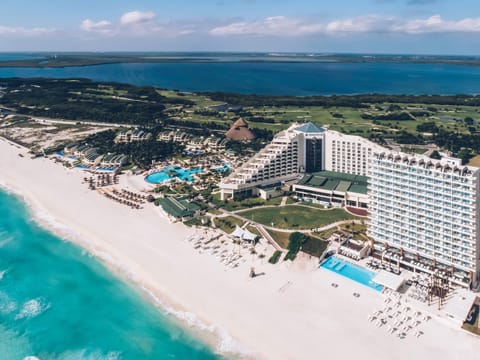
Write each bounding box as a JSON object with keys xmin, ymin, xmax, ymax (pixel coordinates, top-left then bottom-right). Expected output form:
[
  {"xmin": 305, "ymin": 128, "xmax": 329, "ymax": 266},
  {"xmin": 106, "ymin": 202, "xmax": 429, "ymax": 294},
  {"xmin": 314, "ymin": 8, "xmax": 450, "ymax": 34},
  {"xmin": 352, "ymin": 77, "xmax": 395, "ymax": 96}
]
[
  {"xmin": 266, "ymin": 229, "xmax": 291, "ymax": 249},
  {"xmin": 159, "ymin": 88, "xmax": 480, "ymax": 143},
  {"xmin": 468, "ymin": 155, "xmax": 480, "ymax": 168},
  {"xmin": 214, "ymin": 216, "xmax": 245, "ymax": 233},
  {"xmin": 238, "ymin": 205, "xmax": 358, "ymax": 230}
]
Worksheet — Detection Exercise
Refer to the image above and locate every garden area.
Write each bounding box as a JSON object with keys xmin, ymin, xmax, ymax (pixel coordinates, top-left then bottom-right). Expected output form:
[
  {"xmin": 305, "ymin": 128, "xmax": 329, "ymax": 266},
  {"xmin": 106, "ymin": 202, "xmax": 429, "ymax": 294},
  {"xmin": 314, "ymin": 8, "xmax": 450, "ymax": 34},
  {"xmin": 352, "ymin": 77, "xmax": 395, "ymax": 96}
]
[
  {"xmin": 214, "ymin": 216, "xmax": 245, "ymax": 233},
  {"xmin": 212, "ymin": 195, "xmax": 288, "ymax": 212},
  {"xmin": 238, "ymin": 205, "xmax": 358, "ymax": 230}
]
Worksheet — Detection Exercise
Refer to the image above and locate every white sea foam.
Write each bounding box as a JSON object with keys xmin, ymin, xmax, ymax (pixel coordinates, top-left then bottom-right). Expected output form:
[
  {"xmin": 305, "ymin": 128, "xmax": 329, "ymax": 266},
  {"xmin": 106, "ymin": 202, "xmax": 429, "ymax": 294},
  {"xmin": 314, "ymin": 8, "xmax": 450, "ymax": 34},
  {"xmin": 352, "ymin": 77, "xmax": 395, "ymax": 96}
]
[
  {"xmin": 23, "ymin": 357, "xmax": 41, "ymax": 360},
  {"xmin": 0, "ymin": 236, "xmax": 13, "ymax": 247},
  {"xmin": 32, "ymin": 209, "xmax": 80, "ymax": 241},
  {"xmin": 15, "ymin": 298, "xmax": 50, "ymax": 320},
  {"xmin": 0, "ymin": 269, "xmax": 8, "ymax": 281},
  {"xmin": 88, "ymin": 247, "xmax": 254, "ymax": 358},
  {"xmin": 0, "ymin": 291, "xmax": 17, "ymax": 314},
  {"xmin": 55, "ymin": 349, "xmax": 121, "ymax": 360},
  {"xmin": 140, "ymin": 285, "xmax": 254, "ymax": 358},
  {"xmin": 215, "ymin": 327, "xmax": 253, "ymax": 357},
  {"xmin": 0, "ymin": 185, "xmax": 251, "ymax": 358}
]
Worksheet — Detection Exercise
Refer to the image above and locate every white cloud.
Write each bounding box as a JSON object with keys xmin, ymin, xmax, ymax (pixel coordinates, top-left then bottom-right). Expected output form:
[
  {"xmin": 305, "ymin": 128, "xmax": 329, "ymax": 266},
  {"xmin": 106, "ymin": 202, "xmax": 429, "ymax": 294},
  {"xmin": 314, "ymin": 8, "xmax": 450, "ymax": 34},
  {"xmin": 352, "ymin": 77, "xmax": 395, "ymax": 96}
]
[
  {"xmin": 325, "ymin": 15, "xmax": 396, "ymax": 33},
  {"xmin": 210, "ymin": 16, "xmax": 322, "ymax": 36},
  {"xmin": 80, "ymin": 19, "xmax": 113, "ymax": 34},
  {"xmin": 397, "ymin": 15, "xmax": 480, "ymax": 33},
  {"xmin": 80, "ymin": 11, "xmax": 194, "ymax": 38},
  {"xmin": 120, "ymin": 11, "xmax": 156, "ymax": 25},
  {"xmin": 210, "ymin": 14, "xmax": 480, "ymax": 36},
  {"xmin": 0, "ymin": 26, "xmax": 54, "ymax": 36}
]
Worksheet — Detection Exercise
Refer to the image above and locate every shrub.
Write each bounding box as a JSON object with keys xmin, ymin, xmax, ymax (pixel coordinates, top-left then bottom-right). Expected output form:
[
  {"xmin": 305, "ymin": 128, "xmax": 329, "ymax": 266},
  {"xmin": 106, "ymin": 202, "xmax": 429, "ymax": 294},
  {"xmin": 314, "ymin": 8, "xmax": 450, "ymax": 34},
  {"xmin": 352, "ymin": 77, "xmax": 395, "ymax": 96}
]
[
  {"xmin": 268, "ymin": 250, "xmax": 282, "ymax": 264},
  {"xmin": 284, "ymin": 232, "xmax": 307, "ymax": 261}
]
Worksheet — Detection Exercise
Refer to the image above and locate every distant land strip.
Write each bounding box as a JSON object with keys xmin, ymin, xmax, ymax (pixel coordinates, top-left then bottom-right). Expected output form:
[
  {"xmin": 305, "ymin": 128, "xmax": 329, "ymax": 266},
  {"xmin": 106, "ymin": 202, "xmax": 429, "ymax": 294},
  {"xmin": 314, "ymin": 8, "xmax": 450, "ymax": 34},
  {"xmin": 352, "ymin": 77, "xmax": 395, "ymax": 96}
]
[{"xmin": 1, "ymin": 55, "xmax": 480, "ymax": 68}]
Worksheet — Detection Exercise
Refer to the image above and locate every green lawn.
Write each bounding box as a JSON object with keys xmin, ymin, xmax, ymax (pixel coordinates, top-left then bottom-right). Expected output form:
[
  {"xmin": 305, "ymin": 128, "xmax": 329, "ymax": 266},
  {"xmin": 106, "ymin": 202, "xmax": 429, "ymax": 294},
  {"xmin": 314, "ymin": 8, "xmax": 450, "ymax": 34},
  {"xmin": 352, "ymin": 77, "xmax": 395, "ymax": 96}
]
[
  {"xmin": 238, "ymin": 205, "xmax": 358, "ymax": 230},
  {"xmin": 215, "ymin": 196, "xmax": 283, "ymax": 211},
  {"xmin": 214, "ymin": 216, "xmax": 245, "ymax": 233},
  {"xmin": 266, "ymin": 229, "xmax": 291, "ymax": 249}
]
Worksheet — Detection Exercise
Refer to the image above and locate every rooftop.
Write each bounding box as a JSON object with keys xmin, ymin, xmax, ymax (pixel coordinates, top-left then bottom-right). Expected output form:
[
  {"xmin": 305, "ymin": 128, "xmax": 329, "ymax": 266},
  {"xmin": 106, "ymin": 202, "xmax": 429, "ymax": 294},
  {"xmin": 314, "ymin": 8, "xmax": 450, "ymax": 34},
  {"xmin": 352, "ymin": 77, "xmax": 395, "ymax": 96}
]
[
  {"xmin": 158, "ymin": 197, "xmax": 200, "ymax": 219},
  {"xmin": 226, "ymin": 118, "xmax": 256, "ymax": 141},
  {"xmin": 298, "ymin": 171, "xmax": 368, "ymax": 194},
  {"xmin": 294, "ymin": 122, "xmax": 325, "ymax": 134}
]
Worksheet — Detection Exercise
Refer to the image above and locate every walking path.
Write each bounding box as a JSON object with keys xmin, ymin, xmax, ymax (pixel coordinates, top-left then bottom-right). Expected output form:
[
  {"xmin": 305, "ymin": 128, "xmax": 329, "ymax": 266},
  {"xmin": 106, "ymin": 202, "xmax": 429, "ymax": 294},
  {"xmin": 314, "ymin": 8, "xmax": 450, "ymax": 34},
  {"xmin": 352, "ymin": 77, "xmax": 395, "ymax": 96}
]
[{"xmin": 254, "ymin": 224, "xmax": 284, "ymax": 251}]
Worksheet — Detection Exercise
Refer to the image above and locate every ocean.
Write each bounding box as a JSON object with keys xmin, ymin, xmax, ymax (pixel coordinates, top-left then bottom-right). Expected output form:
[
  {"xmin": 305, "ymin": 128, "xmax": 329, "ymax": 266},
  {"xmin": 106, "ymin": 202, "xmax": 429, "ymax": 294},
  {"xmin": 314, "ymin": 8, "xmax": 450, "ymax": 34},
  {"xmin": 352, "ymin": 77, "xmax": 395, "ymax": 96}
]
[
  {"xmin": 0, "ymin": 188, "xmax": 220, "ymax": 360},
  {"xmin": 0, "ymin": 61, "xmax": 479, "ymax": 95}
]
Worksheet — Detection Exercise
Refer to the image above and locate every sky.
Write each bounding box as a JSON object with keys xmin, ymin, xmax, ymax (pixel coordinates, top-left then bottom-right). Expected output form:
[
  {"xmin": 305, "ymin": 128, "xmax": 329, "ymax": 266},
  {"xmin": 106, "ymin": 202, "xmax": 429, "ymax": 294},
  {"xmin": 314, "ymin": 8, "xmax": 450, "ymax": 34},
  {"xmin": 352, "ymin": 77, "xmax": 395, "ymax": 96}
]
[{"xmin": 0, "ymin": 0, "xmax": 480, "ymax": 54}]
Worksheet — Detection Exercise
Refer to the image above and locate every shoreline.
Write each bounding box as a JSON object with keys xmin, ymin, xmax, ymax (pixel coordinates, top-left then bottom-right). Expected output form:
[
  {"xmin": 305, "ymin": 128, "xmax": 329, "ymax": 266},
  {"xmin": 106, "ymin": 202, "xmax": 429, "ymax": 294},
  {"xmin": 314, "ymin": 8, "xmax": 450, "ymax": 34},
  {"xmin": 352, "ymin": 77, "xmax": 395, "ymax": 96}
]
[
  {"xmin": 0, "ymin": 137, "xmax": 271, "ymax": 358},
  {"xmin": 1, "ymin": 137, "xmax": 480, "ymax": 360},
  {"xmin": 0, "ymin": 168, "xmax": 241, "ymax": 358}
]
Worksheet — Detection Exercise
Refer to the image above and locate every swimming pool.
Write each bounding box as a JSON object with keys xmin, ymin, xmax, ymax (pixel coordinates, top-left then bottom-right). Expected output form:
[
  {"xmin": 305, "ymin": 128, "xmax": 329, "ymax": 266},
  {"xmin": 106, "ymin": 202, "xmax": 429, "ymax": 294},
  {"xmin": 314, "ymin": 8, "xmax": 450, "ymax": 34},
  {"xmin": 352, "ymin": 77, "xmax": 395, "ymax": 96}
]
[
  {"xmin": 320, "ymin": 256, "xmax": 383, "ymax": 292},
  {"xmin": 145, "ymin": 165, "xmax": 203, "ymax": 184},
  {"xmin": 214, "ymin": 163, "xmax": 231, "ymax": 173}
]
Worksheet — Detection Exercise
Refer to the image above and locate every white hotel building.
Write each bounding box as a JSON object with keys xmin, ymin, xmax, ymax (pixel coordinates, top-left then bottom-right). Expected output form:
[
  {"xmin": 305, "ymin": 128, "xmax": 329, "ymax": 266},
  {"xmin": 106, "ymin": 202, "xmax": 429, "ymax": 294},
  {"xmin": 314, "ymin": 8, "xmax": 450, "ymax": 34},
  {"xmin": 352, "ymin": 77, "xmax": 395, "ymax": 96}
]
[
  {"xmin": 368, "ymin": 152, "xmax": 480, "ymax": 287},
  {"xmin": 221, "ymin": 121, "xmax": 480, "ymax": 287},
  {"xmin": 219, "ymin": 122, "xmax": 385, "ymax": 200}
]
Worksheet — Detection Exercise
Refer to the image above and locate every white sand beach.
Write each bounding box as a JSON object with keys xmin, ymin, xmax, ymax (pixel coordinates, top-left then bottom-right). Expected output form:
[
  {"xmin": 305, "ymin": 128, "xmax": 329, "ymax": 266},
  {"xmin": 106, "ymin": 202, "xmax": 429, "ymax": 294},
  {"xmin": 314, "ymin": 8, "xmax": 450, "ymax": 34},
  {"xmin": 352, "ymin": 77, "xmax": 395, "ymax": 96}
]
[{"xmin": 0, "ymin": 137, "xmax": 478, "ymax": 360}]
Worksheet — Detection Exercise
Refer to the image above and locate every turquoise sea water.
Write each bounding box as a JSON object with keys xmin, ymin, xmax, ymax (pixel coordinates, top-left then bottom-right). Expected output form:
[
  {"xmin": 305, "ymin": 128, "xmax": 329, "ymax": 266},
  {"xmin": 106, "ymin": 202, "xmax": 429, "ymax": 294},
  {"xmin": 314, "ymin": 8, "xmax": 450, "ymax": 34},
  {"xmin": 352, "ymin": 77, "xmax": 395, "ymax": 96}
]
[
  {"xmin": 0, "ymin": 61, "xmax": 480, "ymax": 95},
  {"xmin": 0, "ymin": 189, "xmax": 221, "ymax": 360}
]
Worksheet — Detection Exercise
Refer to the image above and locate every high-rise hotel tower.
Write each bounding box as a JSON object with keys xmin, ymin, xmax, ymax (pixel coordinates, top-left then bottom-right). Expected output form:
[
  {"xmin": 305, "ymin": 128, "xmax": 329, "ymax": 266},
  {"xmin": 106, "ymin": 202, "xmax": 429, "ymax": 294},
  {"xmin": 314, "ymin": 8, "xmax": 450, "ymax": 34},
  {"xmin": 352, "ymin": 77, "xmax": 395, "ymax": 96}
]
[{"xmin": 368, "ymin": 152, "xmax": 480, "ymax": 287}]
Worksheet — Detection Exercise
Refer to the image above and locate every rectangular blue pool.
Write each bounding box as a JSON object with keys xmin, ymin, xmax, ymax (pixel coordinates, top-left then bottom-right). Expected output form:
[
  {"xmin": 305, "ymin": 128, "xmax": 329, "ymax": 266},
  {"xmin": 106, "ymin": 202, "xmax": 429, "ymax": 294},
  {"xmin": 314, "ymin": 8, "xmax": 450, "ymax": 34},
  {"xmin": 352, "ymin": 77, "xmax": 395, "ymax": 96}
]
[{"xmin": 320, "ymin": 256, "xmax": 383, "ymax": 292}]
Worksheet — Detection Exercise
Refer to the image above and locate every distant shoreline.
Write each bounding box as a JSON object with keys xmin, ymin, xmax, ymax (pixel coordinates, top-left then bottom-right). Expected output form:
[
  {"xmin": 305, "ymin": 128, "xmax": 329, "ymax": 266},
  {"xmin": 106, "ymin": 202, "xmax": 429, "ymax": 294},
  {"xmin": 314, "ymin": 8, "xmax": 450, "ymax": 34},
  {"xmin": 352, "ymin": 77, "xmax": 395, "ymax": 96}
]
[{"xmin": 1, "ymin": 54, "xmax": 480, "ymax": 68}]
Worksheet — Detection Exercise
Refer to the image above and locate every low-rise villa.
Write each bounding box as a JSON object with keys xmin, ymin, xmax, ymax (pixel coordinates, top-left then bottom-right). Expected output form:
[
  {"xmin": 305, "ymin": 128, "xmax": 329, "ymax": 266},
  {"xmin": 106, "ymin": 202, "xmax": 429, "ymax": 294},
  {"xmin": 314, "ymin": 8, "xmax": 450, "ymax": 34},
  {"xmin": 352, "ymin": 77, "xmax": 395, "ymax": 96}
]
[{"xmin": 100, "ymin": 153, "xmax": 129, "ymax": 167}]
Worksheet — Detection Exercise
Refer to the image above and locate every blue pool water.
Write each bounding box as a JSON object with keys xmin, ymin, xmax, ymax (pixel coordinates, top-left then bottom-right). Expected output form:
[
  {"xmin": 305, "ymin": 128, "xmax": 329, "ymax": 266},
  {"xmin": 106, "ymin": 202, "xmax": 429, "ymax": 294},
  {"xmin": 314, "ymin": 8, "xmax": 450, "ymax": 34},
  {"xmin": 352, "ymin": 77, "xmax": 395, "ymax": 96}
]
[
  {"xmin": 145, "ymin": 166, "xmax": 203, "ymax": 184},
  {"xmin": 0, "ymin": 189, "xmax": 219, "ymax": 359},
  {"xmin": 214, "ymin": 164, "xmax": 231, "ymax": 173},
  {"xmin": 95, "ymin": 166, "xmax": 116, "ymax": 172},
  {"xmin": 321, "ymin": 256, "xmax": 383, "ymax": 292}
]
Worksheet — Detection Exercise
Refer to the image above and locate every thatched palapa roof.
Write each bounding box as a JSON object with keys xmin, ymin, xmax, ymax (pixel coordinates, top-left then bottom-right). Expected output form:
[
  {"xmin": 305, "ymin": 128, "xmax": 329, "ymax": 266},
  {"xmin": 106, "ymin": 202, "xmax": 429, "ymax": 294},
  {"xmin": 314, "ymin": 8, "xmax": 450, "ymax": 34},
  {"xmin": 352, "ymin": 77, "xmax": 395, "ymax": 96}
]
[{"xmin": 225, "ymin": 118, "xmax": 256, "ymax": 141}]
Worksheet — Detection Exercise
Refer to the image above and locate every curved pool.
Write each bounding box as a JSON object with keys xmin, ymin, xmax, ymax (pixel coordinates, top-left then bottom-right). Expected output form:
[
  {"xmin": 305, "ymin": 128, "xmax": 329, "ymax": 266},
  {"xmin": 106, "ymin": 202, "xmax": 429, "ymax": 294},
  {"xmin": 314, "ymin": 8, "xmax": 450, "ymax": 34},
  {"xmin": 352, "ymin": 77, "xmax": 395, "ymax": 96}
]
[{"xmin": 145, "ymin": 166, "xmax": 203, "ymax": 184}]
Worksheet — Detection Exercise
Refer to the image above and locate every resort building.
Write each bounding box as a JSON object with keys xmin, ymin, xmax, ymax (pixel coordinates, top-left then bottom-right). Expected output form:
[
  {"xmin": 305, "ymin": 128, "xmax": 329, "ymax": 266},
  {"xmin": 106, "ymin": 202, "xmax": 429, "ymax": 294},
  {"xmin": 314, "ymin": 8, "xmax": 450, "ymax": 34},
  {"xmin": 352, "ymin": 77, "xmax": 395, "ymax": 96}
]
[
  {"xmin": 71, "ymin": 144, "xmax": 91, "ymax": 157},
  {"xmin": 186, "ymin": 136, "xmax": 207, "ymax": 151},
  {"xmin": 81, "ymin": 148, "xmax": 103, "ymax": 166},
  {"xmin": 131, "ymin": 130, "xmax": 152, "ymax": 142},
  {"xmin": 225, "ymin": 118, "xmax": 256, "ymax": 142},
  {"xmin": 324, "ymin": 131, "xmax": 386, "ymax": 176},
  {"xmin": 220, "ymin": 122, "xmax": 384, "ymax": 201},
  {"xmin": 158, "ymin": 131, "xmax": 175, "ymax": 142},
  {"xmin": 157, "ymin": 197, "xmax": 201, "ymax": 222},
  {"xmin": 174, "ymin": 131, "xmax": 191, "ymax": 143},
  {"xmin": 293, "ymin": 171, "xmax": 369, "ymax": 209},
  {"xmin": 100, "ymin": 153, "xmax": 129, "ymax": 167},
  {"xmin": 115, "ymin": 129, "xmax": 152, "ymax": 143},
  {"xmin": 204, "ymin": 136, "xmax": 227, "ymax": 150},
  {"xmin": 220, "ymin": 123, "xmax": 311, "ymax": 200},
  {"xmin": 368, "ymin": 152, "xmax": 480, "ymax": 288}
]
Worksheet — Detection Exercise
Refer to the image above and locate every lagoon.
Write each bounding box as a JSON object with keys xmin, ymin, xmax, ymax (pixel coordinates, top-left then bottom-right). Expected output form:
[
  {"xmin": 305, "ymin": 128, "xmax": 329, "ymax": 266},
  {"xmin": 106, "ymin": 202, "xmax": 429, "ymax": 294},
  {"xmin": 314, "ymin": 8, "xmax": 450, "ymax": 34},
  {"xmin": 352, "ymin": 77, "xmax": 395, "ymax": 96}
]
[{"xmin": 0, "ymin": 61, "xmax": 480, "ymax": 95}]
